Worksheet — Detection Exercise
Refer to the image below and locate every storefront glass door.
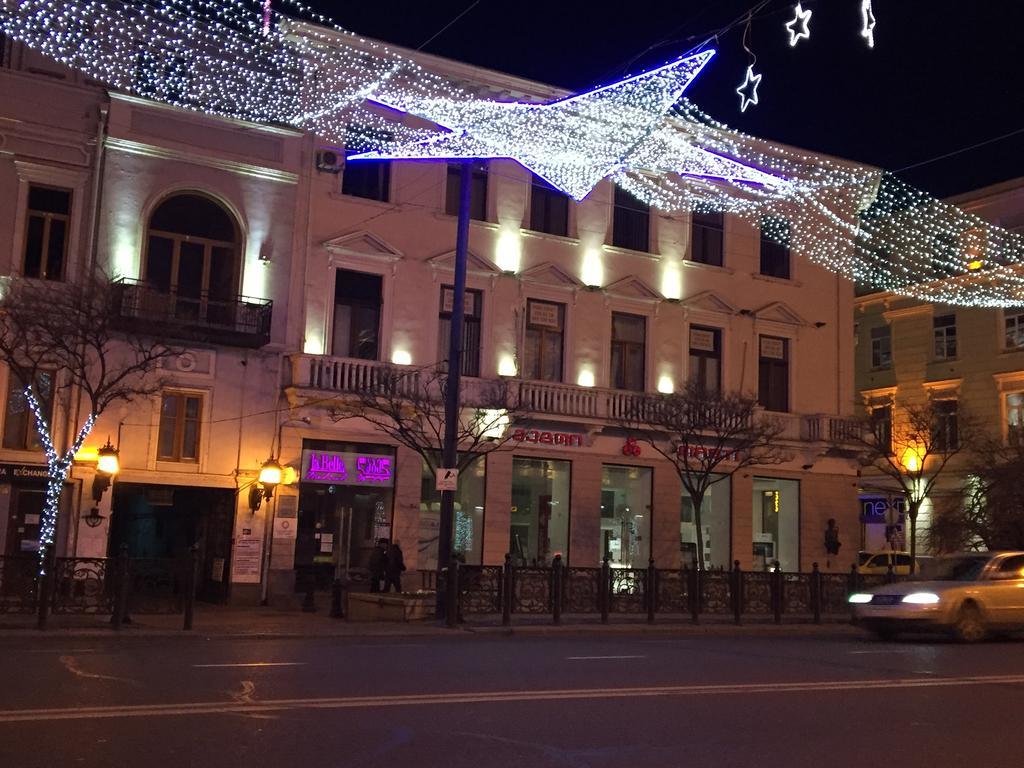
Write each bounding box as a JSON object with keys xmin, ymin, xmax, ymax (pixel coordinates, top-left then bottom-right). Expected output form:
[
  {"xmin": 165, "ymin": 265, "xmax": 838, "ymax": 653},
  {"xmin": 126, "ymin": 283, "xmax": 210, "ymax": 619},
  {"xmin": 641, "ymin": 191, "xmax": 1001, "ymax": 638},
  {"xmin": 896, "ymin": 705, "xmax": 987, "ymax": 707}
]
[{"xmin": 600, "ymin": 464, "xmax": 652, "ymax": 567}]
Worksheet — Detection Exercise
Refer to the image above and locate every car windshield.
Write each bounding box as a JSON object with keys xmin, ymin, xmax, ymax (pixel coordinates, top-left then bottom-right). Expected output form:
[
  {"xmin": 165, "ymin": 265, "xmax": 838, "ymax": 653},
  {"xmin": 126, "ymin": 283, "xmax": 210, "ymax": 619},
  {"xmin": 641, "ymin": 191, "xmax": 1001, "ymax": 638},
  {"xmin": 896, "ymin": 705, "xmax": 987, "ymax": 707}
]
[
  {"xmin": 919, "ymin": 556, "xmax": 989, "ymax": 581},
  {"xmin": 858, "ymin": 552, "xmax": 873, "ymax": 566}
]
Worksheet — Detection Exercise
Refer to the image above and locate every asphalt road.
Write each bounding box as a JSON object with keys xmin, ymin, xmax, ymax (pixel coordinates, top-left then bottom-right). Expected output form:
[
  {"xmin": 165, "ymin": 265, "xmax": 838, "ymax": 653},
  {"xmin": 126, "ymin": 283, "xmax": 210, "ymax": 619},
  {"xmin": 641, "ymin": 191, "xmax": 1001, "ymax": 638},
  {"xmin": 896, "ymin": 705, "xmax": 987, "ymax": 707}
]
[{"xmin": 0, "ymin": 628, "xmax": 1022, "ymax": 768}]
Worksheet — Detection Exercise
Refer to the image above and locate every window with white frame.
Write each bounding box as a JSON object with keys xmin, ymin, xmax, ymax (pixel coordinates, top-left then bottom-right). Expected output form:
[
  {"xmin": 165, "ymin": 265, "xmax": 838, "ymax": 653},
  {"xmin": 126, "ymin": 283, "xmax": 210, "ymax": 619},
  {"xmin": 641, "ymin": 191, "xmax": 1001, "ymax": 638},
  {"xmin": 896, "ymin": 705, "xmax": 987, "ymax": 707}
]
[
  {"xmin": 3, "ymin": 371, "xmax": 54, "ymax": 451},
  {"xmin": 688, "ymin": 326, "xmax": 721, "ymax": 393},
  {"xmin": 23, "ymin": 186, "xmax": 71, "ymax": 281},
  {"xmin": 758, "ymin": 336, "xmax": 789, "ymax": 413},
  {"xmin": 870, "ymin": 404, "xmax": 893, "ymax": 456},
  {"xmin": 610, "ymin": 312, "xmax": 646, "ymax": 391},
  {"xmin": 932, "ymin": 399, "xmax": 959, "ymax": 452},
  {"xmin": 1004, "ymin": 311, "xmax": 1024, "ymax": 350},
  {"xmin": 523, "ymin": 299, "xmax": 564, "ymax": 382},
  {"xmin": 158, "ymin": 392, "xmax": 202, "ymax": 461},
  {"xmin": 1007, "ymin": 392, "xmax": 1024, "ymax": 446},
  {"xmin": 438, "ymin": 286, "xmax": 482, "ymax": 377},
  {"xmin": 870, "ymin": 325, "xmax": 891, "ymax": 368},
  {"xmin": 933, "ymin": 314, "xmax": 957, "ymax": 359}
]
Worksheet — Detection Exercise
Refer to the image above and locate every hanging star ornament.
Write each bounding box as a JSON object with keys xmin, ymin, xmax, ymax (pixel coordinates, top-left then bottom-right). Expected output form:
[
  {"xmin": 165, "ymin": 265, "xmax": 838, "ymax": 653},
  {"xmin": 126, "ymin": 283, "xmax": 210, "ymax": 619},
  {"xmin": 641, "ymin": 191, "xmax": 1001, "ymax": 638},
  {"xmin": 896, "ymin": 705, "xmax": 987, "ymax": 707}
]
[
  {"xmin": 349, "ymin": 51, "xmax": 775, "ymax": 201},
  {"xmin": 784, "ymin": 2, "xmax": 812, "ymax": 47},
  {"xmin": 736, "ymin": 66, "xmax": 762, "ymax": 112},
  {"xmin": 860, "ymin": 0, "xmax": 877, "ymax": 48}
]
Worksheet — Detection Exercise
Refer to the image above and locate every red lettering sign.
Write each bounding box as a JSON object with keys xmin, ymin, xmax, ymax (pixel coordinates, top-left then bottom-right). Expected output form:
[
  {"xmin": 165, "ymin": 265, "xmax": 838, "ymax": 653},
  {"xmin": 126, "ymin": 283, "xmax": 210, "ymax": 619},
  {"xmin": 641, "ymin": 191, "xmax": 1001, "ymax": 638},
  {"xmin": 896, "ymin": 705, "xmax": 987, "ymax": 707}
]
[
  {"xmin": 511, "ymin": 429, "xmax": 583, "ymax": 448},
  {"xmin": 677, "ymin": 444, "xmax": 740, "ymax": 462}
]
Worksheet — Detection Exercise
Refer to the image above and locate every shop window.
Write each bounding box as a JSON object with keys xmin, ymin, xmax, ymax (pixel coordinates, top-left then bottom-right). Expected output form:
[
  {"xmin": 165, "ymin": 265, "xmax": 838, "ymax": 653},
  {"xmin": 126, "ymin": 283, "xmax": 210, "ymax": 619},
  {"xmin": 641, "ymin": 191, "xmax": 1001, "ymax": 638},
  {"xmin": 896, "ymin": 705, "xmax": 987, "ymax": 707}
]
[
  {"xmin": 157, "ymin": 392, "xmax": 202, "ymax": 461},
  {"xmin": 933, "ymin": 314, "xmax": 957, "ymax": 359},
  {"xmin": 23, "ymin": 185, "xmax": 71, "ymax": 281},
  {"xmin": 871, "ymin": 405, "xmax": 893, "ymax": 455},
  {"xmin": 2, "ymin": 371, "xmax": 54, "ymax": 451},
  {"xmin": 759, "ymin": 216, "xmax": 791, "ymax": 279},
  {"xmin": 419, "ymin": 454, "xmax": 485, "ymax": 569},
  {"xmin": 758, "ymin": 336, "xmax": 789, "ymax": 413},
  {"xmin": 438, "ymin": 287, "xmax": 482, "ymax": 377},
  {"xmin": 752, "ymin": 478, "xmax": 799, "ymax": 571},
  {"xmin": 529, "ymin": 174, "xmax": 569, "ymax": 237},
  {"xmin": 612, "ymin": 186, "xmax": 650, "ymax": 252},
  {"xmin": 688, "ymin": 326, "xmax": 721, "ymax": 393},
  {"xmin": 932, "ymin": 399, "xmax": 959, "ymax": 451},
  {"xmin": 524, "ymin": 299, "xmax": 564, "ymax": 382},
  {"xmin": 870, "ymin": 326, "xmax": 891, "ymax": 369},
  {"xmin": 1004, "ymin": 311, "xmax": 1024, "ymax": 350},
  {"xmin": 332, "ymin": 269, "xmax": 382, "ymax": 360},
  {"xmin": 1007, "ymin": 393, "xmax": 1024, "ymax": 446},
  {"xmin": 600, "ymin": 464, "xmax": 652, "ymax": 567},
  {"xmin": 445, "ymin": 161, "xmax": 488, "ymax": 221},
  {"xmin": 689, "ymin": 211, "xmax": 724, "ymax": 266},
  {"xmin": 611, "ymin": 312, "xmax": 646, "ymax": 391},
  {"xmin": 341, "ymin": 155, "xmax": 390, "ymax": 202},
  {"xmin": 510, "ymin": 457, "xmax": 571, "ymax": 566},
  {"xmin": 680, "ymin": 475, "xmax": 730, "ymax": 569},
  {"xmin": 145, "ymin": 194, "xmax": 240, "ymax": 325}
]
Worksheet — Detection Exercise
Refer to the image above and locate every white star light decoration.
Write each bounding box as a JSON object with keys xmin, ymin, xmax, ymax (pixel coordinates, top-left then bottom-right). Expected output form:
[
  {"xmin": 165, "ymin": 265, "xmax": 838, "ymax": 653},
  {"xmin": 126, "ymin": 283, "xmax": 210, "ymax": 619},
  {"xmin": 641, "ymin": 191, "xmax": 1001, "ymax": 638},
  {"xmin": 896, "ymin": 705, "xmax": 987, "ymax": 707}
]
[
  {"xmin": 736, "ymin": 66, "xmax": 763, "ymax": 112},
  {"xmin": 784, "ymin": 3, "xmax": 812, "ymax": 47},
  {"xmin": 860, "ymin": 0, "xmax": 877, "ymax": 48},
  {"xmin": 351, "ymin": 51, "xmax": 779, "ymax": 201}
]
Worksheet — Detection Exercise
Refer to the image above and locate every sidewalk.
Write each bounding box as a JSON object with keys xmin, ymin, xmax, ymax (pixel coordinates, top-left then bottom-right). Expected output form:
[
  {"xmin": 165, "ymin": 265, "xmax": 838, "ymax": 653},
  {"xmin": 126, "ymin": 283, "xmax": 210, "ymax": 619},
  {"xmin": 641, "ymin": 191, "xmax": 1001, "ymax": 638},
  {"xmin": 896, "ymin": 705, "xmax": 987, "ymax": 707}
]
[{"xmin": 0, "ymin": 604, "xmax": 861, "ymax": 640}]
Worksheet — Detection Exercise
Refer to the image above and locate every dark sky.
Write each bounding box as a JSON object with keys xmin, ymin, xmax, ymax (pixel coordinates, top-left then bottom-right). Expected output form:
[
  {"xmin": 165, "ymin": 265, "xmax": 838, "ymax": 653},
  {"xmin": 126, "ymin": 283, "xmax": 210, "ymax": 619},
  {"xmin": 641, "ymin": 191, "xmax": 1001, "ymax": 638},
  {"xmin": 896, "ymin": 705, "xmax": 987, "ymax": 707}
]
[{"xmin": 310, "ymin": 0, "xmax": 1024, "ymax": 198}]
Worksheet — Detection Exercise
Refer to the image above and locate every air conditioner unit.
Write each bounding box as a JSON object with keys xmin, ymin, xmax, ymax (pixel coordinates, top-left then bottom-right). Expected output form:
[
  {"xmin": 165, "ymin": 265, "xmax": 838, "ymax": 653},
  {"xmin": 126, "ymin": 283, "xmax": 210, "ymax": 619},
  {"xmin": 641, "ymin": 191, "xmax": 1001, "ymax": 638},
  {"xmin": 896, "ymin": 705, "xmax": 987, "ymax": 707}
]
[{"xmin": 316, "ymin": 150, "xmax": 341, "ymax": 174}]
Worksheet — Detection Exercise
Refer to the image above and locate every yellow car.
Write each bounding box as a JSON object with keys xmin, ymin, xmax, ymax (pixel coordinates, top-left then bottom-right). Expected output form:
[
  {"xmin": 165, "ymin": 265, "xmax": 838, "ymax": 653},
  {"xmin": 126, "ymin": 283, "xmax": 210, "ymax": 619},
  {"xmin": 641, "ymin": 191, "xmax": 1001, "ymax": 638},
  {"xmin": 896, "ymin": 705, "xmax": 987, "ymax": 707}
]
[{"xmin": 857, "ymin": 551, "xmax": 914, "ymax": 576}]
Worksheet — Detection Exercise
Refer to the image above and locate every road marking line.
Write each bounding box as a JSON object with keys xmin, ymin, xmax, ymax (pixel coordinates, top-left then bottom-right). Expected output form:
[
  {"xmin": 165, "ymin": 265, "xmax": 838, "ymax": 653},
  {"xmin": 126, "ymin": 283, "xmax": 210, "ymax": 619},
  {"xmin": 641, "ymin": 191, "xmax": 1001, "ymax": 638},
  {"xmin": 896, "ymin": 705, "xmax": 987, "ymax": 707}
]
[
  {"xmin": 58, "ymin": 655, "xmax": 135, "ymax": 684},
  {"xmin": 4, "ymin": 673, "xmax": 1024, "ymax": 723},
  {"xmin": 193, "ymin": 662, "xmax": 308, "ymax": 668},
  {"xmin": 849, "ymin": 650, "xmax": 919, "ymax": 655},
  {"xmin": 566, "ymin": 655, "xmax": 647, "ymax": 660}
]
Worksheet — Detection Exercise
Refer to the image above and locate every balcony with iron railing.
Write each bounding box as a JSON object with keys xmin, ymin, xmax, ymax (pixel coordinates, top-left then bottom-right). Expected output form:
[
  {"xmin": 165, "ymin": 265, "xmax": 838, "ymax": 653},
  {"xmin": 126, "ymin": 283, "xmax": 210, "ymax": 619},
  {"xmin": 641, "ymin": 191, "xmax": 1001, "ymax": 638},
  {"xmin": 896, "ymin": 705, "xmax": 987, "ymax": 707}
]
[
  {"xmin": 289, "ymin": 354, "xmax": 863, "ymax": 444},
  {"xmin": 112, "ymin": 278, "xmax": 273, "ymax": 348}
]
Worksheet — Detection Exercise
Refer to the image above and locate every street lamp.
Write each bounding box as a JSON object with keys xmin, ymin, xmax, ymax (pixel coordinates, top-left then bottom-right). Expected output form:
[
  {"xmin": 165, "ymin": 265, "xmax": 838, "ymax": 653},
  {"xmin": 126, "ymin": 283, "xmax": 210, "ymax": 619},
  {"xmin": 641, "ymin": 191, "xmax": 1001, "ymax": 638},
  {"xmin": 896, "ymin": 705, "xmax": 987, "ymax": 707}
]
[
  {"xmin": 249, "ymin": 456, "xmax": 282, "ymax": 512},
  {"xmin": 86, "ymin": 439, "xmax": 120, "ymax": 528}
]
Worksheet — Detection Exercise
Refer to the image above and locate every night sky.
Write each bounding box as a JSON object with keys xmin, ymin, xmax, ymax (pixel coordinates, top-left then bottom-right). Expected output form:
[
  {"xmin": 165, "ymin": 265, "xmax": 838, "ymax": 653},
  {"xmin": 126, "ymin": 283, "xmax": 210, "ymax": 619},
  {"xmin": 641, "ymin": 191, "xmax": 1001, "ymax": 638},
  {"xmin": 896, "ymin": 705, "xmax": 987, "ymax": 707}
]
[{"xmin": 310, "ymin": 0, "xmax": 1024, "ymax": 199}]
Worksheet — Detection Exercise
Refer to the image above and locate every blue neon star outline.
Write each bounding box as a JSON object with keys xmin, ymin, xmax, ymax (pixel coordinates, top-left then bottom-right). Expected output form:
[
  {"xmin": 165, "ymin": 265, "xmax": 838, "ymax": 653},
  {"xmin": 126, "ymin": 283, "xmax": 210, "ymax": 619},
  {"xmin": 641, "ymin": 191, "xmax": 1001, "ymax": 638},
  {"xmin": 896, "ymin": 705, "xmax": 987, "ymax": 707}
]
[{"xmin": 349, "ymin": 50, "xmax": 778, "ymax": 200}]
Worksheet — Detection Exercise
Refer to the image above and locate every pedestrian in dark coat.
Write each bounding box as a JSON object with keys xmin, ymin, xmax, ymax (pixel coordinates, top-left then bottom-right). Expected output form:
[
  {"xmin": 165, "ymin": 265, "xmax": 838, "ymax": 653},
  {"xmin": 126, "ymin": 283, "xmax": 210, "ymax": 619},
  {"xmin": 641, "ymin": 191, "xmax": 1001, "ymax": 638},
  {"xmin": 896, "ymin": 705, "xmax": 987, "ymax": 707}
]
[
  {"xmin": 369, "ymin": 538, "xmax": 388, "ymax": 593},
  {"xmin": 383, "ymin": 541, "xmax": 406, "ymax": 593}
]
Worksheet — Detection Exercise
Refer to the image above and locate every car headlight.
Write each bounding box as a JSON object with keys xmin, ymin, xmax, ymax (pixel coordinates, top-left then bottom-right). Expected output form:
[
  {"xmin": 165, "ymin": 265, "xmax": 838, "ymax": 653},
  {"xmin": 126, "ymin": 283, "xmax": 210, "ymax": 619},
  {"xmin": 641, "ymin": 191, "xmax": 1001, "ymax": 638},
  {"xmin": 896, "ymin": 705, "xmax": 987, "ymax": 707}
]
[
  {"xmin": 848, "ymin": 593, "xmax": 872, "ymax": 604},
  {"xmin": 901, "ymin": 592, "xmax": 940, "ymax": 605}
]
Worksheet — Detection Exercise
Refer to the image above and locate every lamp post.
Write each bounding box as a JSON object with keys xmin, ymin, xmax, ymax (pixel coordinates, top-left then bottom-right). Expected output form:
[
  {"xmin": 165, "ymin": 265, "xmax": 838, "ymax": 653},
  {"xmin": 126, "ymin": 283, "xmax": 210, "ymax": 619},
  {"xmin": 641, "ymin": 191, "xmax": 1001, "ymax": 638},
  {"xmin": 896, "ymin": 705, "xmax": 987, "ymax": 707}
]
[
  {"xmin": 254, "ymin": 456, "xmax": 283, "ymax": 605},
  {"xmin": 85, "ymin": 439, "xmax": 120, "ymax": 528}
]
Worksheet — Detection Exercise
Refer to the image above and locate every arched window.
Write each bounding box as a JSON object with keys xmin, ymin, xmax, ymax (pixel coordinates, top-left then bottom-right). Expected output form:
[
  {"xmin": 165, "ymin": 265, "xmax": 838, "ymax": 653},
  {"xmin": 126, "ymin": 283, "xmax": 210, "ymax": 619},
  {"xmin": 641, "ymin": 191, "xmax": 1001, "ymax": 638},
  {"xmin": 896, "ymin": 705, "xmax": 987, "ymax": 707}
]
[{"xmin": 144, "ymin": 194, "xmax": 240, "ymax": 323}]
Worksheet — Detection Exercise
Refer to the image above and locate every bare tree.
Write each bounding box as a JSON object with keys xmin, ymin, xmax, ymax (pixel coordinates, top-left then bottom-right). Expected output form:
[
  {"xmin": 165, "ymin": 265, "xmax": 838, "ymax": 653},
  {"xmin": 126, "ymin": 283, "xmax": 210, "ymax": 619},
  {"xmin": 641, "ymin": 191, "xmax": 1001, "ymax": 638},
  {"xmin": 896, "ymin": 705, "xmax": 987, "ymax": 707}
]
[
  {"xmin": 618, "ymin": 381, "xmax": 787, "ymax": 571},
  {"xmin": 930, "ymin": 434, "xmax": 1024, "ymax": 552},
  {"xmin": 0, "ymin": 273, "xmax": 175, "ymax": 574},
  {"xmin": 328, "ymin": 364, "xmax": 525, "ymax": 476},
  {"xmin": 846, "ymin": 396, "xmax": 977, "ymax": 572}
]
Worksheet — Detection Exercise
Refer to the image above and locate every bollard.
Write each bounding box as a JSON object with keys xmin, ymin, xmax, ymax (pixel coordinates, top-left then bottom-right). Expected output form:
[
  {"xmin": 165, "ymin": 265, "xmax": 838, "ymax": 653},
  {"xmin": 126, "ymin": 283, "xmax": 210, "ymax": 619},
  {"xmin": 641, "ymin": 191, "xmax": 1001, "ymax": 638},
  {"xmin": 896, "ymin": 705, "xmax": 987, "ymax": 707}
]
[
  {"xmin": 445, "ymin": 561, "xmax": 460, "ymax": 629},
  {"xmin": 771, "ymin": 565, "xmax": 783, "ymax": 625},
  {"xmin": 732, "ymin": 560, "xmax": 742, "ymax": 625},
  {"xmin": 811, "ymin": 562, "xmax": 822, "ymax": 624},
  {"xmin": 36, "ymin": 547, "xmax": 56, "ymax": 631},
  {"xmin": 551, "ymin": 555, "xmax": 563, "ymax": 625},
  {"xmin": 111, "ymin": 544, "xmax": 130, "ymax": 630},
  {"xmin": 689, "ymin": 567, "xmax": 700, "ymax": 624},
  {"xmin": 330, "ymin": 578, "xmax": 345, "ymax": 619},
  {"xmin": 301, "ymin": 569, "xmax": 316, "ymax": 613},
  {"xmin": 600, "ymin": 555, "xmax": 610, "ymax": 624},
  {"xmin": 501, "ymin": 554, "xmax": 512, "ymax": 627},
  {"xmin": 849, "ymin": 563, "xmax": 859, "ymax": 624},
  {"xmin": 885, "ymin": 562, "xmax": 895, "ymax": 584},
  {"xmin": 646, "ymin": 558, "xmax": 656, "ymax": 625},
  {"xmin": 183, "ymin": 544, "xmax": 198, "ymax": 630}
]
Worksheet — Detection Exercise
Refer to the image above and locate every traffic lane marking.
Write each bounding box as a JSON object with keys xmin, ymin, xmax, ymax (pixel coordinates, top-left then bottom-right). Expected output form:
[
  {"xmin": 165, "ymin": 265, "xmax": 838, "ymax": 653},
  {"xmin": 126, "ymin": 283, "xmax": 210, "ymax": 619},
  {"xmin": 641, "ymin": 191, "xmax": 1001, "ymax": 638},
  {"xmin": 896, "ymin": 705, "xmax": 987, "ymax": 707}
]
[
  {"xmin": 193, "ymin": 662, "xmax": 308, "ymax": 668},
  {"xmin": 566, "ymin": 655, "xmax": 647, "ymax": 660},
  {"xmin": 3, "ymin": 673, "xmax": 1024, "ymax": 722}
]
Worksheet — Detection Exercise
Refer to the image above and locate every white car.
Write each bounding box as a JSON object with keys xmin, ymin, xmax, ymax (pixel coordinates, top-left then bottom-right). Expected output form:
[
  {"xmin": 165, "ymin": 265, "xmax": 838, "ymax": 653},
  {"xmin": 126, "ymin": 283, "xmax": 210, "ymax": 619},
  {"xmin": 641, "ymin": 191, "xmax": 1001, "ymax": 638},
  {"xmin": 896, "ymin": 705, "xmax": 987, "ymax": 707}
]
[{"xmin": 849, "ymin": 551, "xmax": 1024, "ymax": 642}]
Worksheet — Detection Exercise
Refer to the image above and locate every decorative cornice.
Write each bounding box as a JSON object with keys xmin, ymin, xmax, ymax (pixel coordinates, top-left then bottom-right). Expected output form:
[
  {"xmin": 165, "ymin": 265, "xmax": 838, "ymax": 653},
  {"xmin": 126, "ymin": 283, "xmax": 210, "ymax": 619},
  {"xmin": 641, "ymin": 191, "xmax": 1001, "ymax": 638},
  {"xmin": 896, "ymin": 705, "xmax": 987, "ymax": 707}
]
[{"xmin": 105, "ymin": 137, "xmax": 298, "ymax": 184}]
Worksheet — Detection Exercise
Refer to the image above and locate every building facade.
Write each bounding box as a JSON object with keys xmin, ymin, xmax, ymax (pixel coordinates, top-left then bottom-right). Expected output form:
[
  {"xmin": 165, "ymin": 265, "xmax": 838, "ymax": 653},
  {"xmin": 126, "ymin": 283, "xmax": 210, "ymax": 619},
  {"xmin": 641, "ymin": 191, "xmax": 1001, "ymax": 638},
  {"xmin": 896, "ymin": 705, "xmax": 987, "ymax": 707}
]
[
  {"xmin": 2, "ymin": 30, "xmax": 864, "ymax": 606},
  {"xmin": 854, "ymin": 178, "xmax": 1024, "ymax": 553}
]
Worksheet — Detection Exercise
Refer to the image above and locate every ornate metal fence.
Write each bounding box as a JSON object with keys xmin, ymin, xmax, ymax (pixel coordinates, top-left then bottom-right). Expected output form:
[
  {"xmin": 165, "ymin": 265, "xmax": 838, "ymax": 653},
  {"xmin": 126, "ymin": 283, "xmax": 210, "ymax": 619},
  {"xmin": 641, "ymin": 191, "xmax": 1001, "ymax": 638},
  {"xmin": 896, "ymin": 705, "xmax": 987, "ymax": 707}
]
[
  {"xmin": 126, "ymin": 558, "xmax": 188, "ymax": 614},
  {"xmin": 51, "ymin": 557, "xmax": 115, "ymax": 614},
  {"xmin": 453, "ymin": 559, "xmax": 904, "ymax": 623}
]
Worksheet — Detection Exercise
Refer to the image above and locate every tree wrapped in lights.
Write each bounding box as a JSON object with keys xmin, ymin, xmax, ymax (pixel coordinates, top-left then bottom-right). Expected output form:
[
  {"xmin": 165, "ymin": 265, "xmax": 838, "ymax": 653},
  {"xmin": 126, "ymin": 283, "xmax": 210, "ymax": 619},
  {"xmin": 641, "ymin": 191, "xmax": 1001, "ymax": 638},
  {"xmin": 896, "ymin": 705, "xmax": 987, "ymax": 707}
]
[{"xmin": 0, "ymin": 274, "xmax": 175, "ymax": 575}]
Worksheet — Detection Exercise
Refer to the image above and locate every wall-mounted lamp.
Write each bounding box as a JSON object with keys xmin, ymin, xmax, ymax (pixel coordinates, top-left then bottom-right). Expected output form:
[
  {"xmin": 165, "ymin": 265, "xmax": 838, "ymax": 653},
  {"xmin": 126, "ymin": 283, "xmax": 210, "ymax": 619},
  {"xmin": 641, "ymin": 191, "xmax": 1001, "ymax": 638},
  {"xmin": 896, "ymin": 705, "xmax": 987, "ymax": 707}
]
[
  {"xmin": 249, "ymin": 456, "xmax": 283, "ymax": 512},
  {"xmin": 814, "ymin": 321, "xmax": 827, "ymax": 328},
  {"xmin": 87, "ymin": 439, "xmax": 120, "ymax": 527}
]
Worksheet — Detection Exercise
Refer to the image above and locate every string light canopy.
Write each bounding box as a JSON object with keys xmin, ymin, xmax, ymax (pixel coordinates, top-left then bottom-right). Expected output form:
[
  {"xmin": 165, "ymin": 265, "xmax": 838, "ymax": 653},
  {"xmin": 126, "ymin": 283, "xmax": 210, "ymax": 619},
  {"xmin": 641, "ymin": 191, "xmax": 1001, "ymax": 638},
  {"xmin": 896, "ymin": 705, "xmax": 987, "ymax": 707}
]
[{"xmin": 2, "ymin": 0, "xmax": 1023, "ymax": 306}]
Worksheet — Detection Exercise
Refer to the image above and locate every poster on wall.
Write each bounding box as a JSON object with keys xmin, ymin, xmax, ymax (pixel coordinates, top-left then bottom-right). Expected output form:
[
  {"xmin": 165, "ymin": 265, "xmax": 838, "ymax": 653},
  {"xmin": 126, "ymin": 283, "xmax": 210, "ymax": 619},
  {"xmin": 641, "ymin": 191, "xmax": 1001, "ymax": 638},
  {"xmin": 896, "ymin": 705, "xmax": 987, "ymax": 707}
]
[{"xmin": 231, "ymin": 535, "xmax": 262, "ymax": 584}]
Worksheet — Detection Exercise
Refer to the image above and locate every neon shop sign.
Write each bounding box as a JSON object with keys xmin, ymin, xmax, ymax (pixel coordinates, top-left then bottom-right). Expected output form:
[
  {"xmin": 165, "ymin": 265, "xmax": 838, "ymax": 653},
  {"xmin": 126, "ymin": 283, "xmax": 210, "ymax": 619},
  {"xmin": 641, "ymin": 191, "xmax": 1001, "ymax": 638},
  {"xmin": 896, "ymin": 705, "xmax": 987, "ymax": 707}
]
[{"xmin": 301, "ymin": 450, "xmax": 395, "ymax": 487}]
